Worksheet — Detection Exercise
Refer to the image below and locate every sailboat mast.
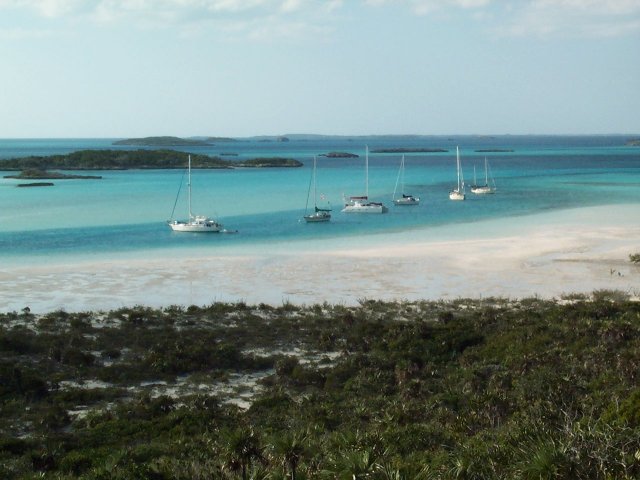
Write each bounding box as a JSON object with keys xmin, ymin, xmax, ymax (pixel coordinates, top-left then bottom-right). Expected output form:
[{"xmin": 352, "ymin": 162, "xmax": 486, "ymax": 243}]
[
  {"xmin": 188, "ymin": 154, "xmax": 192, "ymax": 220},
  {"xmin": 365, "ymin": 146, "xmax": 369, "ymax": 198},
  {"xmin": 456, "ymin": 146, "xmax": 461, "ymax": 190},
  {"xmin": 393, "ymin": 155, "xmax": 402, "ymax": 200},
  {"xmin": 484, "ymin": 157, "xmax": 489, "ymax": 185},
  {"xmin": 313, "ymin": 156, "xmax": 317, "ymax": 208},
  {"xmin": 400, "ymin": 155, "xmax": 405, "ymax": 195}
]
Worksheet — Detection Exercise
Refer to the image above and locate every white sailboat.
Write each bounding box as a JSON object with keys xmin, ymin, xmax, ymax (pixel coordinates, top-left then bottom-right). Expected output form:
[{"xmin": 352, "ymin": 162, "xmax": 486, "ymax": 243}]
[
  {"xmin": 392, "ymin": 154, "xmax": 420, "ymax": 206},
  {"xmin": 342, "ymin": 146, "xmax": 388, "ymax": 213},
  {"xmin": 449, "ymin": 146, "xmax": 465, "ymax": 201},
  {"xmin": 168, "ymin": 154, "xmax": 223, "ymax": 233},
  {"xmin": 470, "ymin": 157, "xmax": 496, "ymax": 195},
  {"xmin": 303, "ymin": 156, "xmax": 331, "ymax": 223}
]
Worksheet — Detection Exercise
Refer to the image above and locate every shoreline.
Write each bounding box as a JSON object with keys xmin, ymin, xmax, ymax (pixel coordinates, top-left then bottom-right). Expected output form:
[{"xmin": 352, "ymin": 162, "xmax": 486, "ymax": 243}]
[{"xmin": 1, "ymin": 204, "xmax": 639, "ymax": 313}]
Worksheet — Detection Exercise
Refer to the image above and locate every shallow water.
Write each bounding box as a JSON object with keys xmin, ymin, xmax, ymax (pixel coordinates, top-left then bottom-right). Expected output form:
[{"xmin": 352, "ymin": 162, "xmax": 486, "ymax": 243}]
[{"xmin": 1, "ymin": 135, "xmax": 639, "ymax": 266}]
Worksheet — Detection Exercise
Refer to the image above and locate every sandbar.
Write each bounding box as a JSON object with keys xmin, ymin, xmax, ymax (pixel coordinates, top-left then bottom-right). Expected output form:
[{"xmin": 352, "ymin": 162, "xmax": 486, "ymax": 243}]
[{"xmin": 1, "ymin": 204, "xmax": 639, "ymax": 313}]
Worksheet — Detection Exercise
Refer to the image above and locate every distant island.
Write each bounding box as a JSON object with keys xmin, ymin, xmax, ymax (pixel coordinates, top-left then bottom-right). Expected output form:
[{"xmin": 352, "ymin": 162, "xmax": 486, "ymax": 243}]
[
  {"xmin": 4, "ymin": 169, "xmax": 102, "ymax": 180},
  {"xmin": 205, "ymin": 136, "xmax": 237, "ymax": 143},
  {"xmin": 16, "ymin": 182, "xmax": 55, "ymax": 187},
  {"xmin": 626, "ymin": 139, "xmax": 640, "ymax": 146},
  {"xmin": 0, "ymin": 150, "xmax": 302, "ymax": 171},
  {"xmin": 475, "ymin": 149, "xmax": 514, "ymax": 153},
  {"xmin": 234, "ymin": 157, "xmax": 301, "ymax": 168},
  {"xmin": 319, "ymin": 152, "xmax": 360, "ymax": 158},
  {"xmin": 370, "ymin": 148, "xmax": 448, "ymax": 153},
  {"xmin": 113, "ymin": 136, "xmax": 214, "ymax": 147},
  {"xmin": 252, "ymin": 135, "xmax": 291, "ymax": 143}
]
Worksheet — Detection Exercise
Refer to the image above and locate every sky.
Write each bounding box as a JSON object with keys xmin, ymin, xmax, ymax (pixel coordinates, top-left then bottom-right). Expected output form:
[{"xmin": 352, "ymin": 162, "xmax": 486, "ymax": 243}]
[{"xmin": 0, "ymin": 0, "xmax": 639, "ymax": 138}]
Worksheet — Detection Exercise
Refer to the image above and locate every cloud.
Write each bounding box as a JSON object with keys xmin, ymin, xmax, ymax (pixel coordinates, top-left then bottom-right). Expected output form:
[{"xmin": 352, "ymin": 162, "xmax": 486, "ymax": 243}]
[
  {"xmin": 0, "ymin": 0, "xmax": 328, "ymax": 19},
  {"xmin": 0, "ymin": 26, "xmax": 57, "ymax": 40},
  {"xmin": 0, "ymin": 0, "xmax": 86, "ymax": 17},
  {"xmin": 2, "ymin": 0, "xmax": 638, "ymax": 39},
  {"xmin": 497, "ymin": 0, "xmax": 640, "ymax": 38},
  {"xmin": 362, "ymin": 0, "xmax": 640, "ymax": 37},
  {"xmin": 364, "ymin": 0, "xmax": 492, "ymax": 15},
  {"xmin": 0, "ymin": 0, "xmax": 345, "ymax": 42}
]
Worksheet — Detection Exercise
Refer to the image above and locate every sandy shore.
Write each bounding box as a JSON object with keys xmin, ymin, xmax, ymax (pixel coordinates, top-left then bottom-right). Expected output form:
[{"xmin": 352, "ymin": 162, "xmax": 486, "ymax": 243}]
[{"xmin": 1, "ymin": 204, "xmax": 639, "ymax": 313}]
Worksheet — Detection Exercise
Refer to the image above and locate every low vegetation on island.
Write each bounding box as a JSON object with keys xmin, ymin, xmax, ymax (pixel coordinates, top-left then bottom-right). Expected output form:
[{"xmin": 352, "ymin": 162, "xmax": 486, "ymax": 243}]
[
  {"xmin": 1, "ymin": 293, "xmax": 639, "ymax": 479},
  {"xmin": 4, "ymin": 169, "xmax": 102, "ymax": 180},
  {"xmin": 113, "ymin": 136, "xmax": 213, "ymax": 147},
  {"xmin": 16, "ymin": 182, "xmax": 55, "ymax": 187},
  {"xmin": 112, "ymin": 136, "xmax": 241, "ymax": 146},
  {"xmin": 319, "ymin": 152, "xmax": 360, "ymax": 158},
  {"xmin": 0, "ymin": 150, "xmax": 302, "ymax": 171}
]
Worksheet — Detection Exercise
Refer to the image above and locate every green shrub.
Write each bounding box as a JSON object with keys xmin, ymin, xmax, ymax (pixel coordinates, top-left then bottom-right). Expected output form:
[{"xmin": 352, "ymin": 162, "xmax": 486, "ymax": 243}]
[{"xmin": 59, "ymin": 450, "xmax": 93, "ymax": 475}]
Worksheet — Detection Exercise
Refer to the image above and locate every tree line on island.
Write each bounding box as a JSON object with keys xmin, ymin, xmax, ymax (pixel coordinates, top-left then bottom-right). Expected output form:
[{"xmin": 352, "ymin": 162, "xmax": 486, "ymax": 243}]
[
  {"xmin": 1, "ymin": 290, "xmax": 639, "ymax": 479},
  {"xmin": 112, "ymin": 136, "xmax": 239, "ymax": 147},
  {"xmin": 0, "ymin": 149, "xmax": 303, "ymax": 173}
]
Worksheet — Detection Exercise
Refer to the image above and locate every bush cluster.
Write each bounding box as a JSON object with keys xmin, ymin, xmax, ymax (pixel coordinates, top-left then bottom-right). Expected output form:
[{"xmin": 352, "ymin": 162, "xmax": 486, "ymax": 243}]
[{"xmin": 0, "ymin": 296, "xmax": 639, "ymax": 478}]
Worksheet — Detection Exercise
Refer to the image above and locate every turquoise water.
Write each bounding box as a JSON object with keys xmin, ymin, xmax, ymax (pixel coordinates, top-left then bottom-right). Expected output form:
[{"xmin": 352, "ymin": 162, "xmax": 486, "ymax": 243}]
[{"xmin": 1, "ymin": 135, "xmax": 639, "ymax": 264}]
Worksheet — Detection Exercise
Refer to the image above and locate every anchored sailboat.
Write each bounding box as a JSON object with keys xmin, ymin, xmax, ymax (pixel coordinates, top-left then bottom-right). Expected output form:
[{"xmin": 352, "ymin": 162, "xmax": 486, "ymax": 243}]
[
  {"xmin": 168, "ymin": 154, "xmax": 223, "ymax": 233},
  {"xmin": 392, "ymin": 155, "xmax": 420, "ymax": 205},
  {"xmin": 449, "ymin": 146, "xmax": 465, "ymax": 201},
  {"xmin": 303, "ymin": 156, "xmax": 331, "ymax": 223},
  {"xmin": 470, "ymin": 157, "xmax": 496, "ymax": 195},
  {"xmin": 342, "ymin": 146, "xmax": 388, "ymax": 213}
]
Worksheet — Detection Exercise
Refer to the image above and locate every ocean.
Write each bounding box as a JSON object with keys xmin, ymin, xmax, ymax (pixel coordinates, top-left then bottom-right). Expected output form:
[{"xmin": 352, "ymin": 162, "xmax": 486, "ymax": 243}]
[{"xmin": 1, "ymin": 135, "xmax": 639, "ymax": 266}]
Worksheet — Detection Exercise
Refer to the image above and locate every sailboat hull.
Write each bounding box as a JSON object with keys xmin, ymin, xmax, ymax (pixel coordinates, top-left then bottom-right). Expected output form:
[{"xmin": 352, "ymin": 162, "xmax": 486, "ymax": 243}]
[
  {"xmin": 471, "ymin": 186, "xmax": 495, "ymax": 195},
  {"xmin": 449, "ymin": 190, "xmax": 465, "ymax": 201},
  {"xmin": 304, "ymin": 212, "xmax": 331, "ymax": 222},
  {"xmin": 342, "ymin": 205, "xmax": 388, "ymax": 213},
  {"xmin": 168, "ymin": 218, "xmax": 222, "ymax": 233},
  {"xmin": 342, "ymin": 198, "xmax": 388, "ymax": 213},
  {"xmin": 393, "ymin": 196, "xmax": 420, "ymax": 205}
]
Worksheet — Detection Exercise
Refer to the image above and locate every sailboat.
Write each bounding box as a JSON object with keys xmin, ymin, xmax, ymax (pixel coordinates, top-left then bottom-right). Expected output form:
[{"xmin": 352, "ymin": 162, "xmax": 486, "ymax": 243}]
[
  {"xmin": 470, "ymin": 157, "xmax": 496, "ymax": 195},
  {"xmin": 342, "ymin": 146, "xmax": 388, "ymax": 213},
  {"xmin": 449, "ymin": 146, "xmax": 465, "ymax": 201},
  {"xmin": 392, "ymin": 154, "xmax": 420, "ymax": 205},
  {"xmin": 303, "ymin": 156, "xmax": 331, "ymax": 223},
  {"xmin": 168, "ymin": 154, "xmax": 223, "ymax": 233}
]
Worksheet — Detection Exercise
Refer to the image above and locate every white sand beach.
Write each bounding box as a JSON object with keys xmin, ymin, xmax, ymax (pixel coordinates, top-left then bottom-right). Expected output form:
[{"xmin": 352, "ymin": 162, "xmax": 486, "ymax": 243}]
[{"xmin": 1, "ymin": 204, "xmax": 639, "ymax": 313}]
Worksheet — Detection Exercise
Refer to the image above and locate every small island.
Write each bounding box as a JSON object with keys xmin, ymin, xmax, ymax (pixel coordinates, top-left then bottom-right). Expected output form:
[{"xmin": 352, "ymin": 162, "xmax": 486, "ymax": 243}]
[
  {"xmin": 17, "ymin": 182, "xmax": 55, "ymax": 187},
  {"xmin": 205, "ymin": 136, "xmax": 237, "ymax": 143},
  {"xmin": 370, "ymin": 148, "xmax": 448, "ymax": 153},
  {"xmin": 113, "ymin": 136, "xmax": 213, "ymax": 147},
  {"xmin": 319, "ymin": 152, "xmax": 360, "ymax": 158},
  {"xmin": 0, "ymin": 150, "xmax": 302, "ymax": 171},
  {"xmin": 4, "ymin": 169, "xmax": 102, "ymax": 180},
  {"xmin": 233, "ymin": 157, "xmax": 301, "ymax": 168},
  {"xmin": 626, "ymin": 139, "xmax": 640, "ymax": 146}
]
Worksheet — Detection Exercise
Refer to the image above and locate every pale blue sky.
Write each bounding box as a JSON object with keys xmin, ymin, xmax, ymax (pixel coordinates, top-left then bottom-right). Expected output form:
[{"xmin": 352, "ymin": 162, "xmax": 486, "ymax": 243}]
[{"xmin": 0, "ymin": 0, "xmax": 639, "ymax": 137}]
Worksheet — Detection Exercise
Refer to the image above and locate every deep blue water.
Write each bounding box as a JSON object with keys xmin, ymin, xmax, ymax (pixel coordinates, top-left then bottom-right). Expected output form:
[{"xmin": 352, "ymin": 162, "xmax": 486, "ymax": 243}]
[{"xmin": 1, "ymin": 135, "xmax": 639, "ymax": 264}]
